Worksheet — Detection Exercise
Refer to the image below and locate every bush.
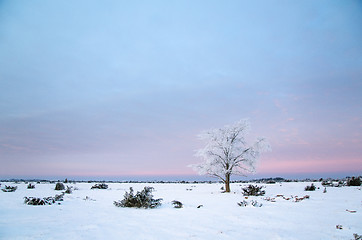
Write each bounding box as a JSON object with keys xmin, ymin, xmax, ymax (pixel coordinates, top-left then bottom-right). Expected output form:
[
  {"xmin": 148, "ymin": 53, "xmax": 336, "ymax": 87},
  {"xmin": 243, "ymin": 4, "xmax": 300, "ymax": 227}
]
[
  {"xmin": 353, "ymin": 233, "xmax": 362, "ymax": 240},
  {"xmin": 1, "ymin": 185, "xmax": 17, "ymax": 192},
  {"xmin": 347, "ymin": 177, "xmax": 361, "ymax": 186},
  {"xmin": 304, "ymin": 184, "xmax": 316, "ymax": 191},
  {"xmin": 24, "ymin": 197, "xmax": 55, "ymax": 205},
  {"xmin": 237, "ymin": 200, "xmax": 248, "ymax": 207},
  {"xmin": 172, "ymin": 200, "xmax": 183, "ymax": 208},
  {"xmin": 55, "ymin": 182, "xmax": 65, "ymax": 191},
  {"xmin": 24, "ymin": 193, "xmax": 64, "ymax": 206},
  {"xmin": 65, "ymin": 186, "xmax": 72, "ymax": 194},
  {"xmin": 54, "ymin": 192, "xmax": 65, "ymax": 201},
  {"xmin": 27, "ymin": 183, "xmax": 35, "ymax": 189},
  {"xmin": 91, "ymin": 183, "xmax": 108, "ymax": 189},
  {"xmin": 237, "ymin": 200, "xmax": 263, "ymax": 207},
  {"xmin": 242, "ymin": 185, "xmax": 265, "ymax": 196},
  {"xmin": 322, "ymin": 180, "xmax": 332, "ymax": 186},
  {"xmin": 114, "ymin": 187, "xmax": 162, "ymax": 209}
]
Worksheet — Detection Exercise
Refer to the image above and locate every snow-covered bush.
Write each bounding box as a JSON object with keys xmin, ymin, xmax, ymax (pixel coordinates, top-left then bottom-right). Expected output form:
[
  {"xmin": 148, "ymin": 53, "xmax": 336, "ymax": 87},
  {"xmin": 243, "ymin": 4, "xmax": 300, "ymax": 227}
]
[
  {"xmin": 24, "ymin": 193, "xmax": 64, "ymax": 206},
  {"xmin": 55, "ymin": 182, "xmax": 65, "ymax": 191},
  {"xmin": 27, "ymin": 183, "xmax": 35, "ymax": 189},
  {"xmin": 24, "ymin": 197, "xmax": 54, "ymax": 205},
  {"xmin": 237, "ymin": 200, "xmax": 262, "ymax": 207},
  {"xmin": 347, "ymin": 177, "xmax": 361, "ymax": 186},
  {"xmin": 251, "ymin": 200, "xmax": 263, "ymax": 207},
  {"xmin": 54, "ymin": 192, "xmax": 65, "ymax": 201},
  {"xmin": 353, "ymin": 233, "xmax": 362, "ymax": 240},
  {"xmin": 91, "ymin": 183, "xmax": 108, "ymax": 189},
  {"xmin": 114, "ymin": 187, "xmax": 162, "ymax": 209},
  {"xmin": 242, "ymin": 185, "xmax": 265, "ymax": 196},
  {"xmin": 237, "ymin": 200, "xmax": 248, "ymax": 207},
  {"xmin": 304, "ymin": 184, "xmax": 316, "ymax": 191},
  {"xmin": 1, "ymin": 185, "xmax": 17, "ymax": 192},
  {"xmin": 172, "ymin": 200, "xmax": 183, "ymax": 208},
  {"xmin": 65, "ymin": 186, "xmax": 72, "ymax": 194},
  {"xmin": 322, "ymin": 180, "xmax": 332, "ymax": 186}
]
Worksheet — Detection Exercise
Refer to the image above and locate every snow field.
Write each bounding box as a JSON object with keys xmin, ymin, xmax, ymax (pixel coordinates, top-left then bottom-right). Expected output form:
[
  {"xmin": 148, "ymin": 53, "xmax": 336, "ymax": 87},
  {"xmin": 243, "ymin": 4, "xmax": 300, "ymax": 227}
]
[{"xmin": 0, "ymin": 182, "xmax": 361, "ymax": 240}]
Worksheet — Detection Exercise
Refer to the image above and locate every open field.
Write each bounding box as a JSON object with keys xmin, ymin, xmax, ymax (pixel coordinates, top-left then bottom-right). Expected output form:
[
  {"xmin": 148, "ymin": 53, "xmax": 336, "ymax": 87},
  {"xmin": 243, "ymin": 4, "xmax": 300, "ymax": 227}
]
[{"xmin": 0, "ymin": 181, "xmax": 361, "ymax": 240}]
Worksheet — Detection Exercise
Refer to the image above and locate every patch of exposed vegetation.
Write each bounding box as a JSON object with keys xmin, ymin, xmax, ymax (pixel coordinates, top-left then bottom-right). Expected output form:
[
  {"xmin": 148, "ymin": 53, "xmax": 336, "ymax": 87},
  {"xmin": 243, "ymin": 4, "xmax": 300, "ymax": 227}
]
[
  {"xmin": 1, "ymin": 185, "xmax": 17, "ymax": 192},
  {"xmin": 65, "ymin": 186, "xmax": 73, "ymax": 194},
  {"xmin": 24, "ymin": 193, "xmax": 64, "ymax": 206},
  {"xmin": 347, "ymin": 177, "xmax": 361, "ymax": 186},
  {"xmin": 237, "ymin": 200, "xmax": 263, "ymax": 207},
  {"xmin": 55, "ymin": 182, "xmax": 65, "ymax": 191},
  {"xmin": 304, "ymin": 184, "xmax": 316, "ymax": 191},
  {"xmin": 172, "ymin": 200, "xmax": 183, "ymax": 208},
  {"xmin": 91, "ymin": 183, "xmax": 108, "ymax": 189},
  {"xmin": 114, "ymin": 187, "xmax": 162, "ymax": 209},
  {"xmin": 242, "ymin": 185, "xmax": 265, "ymax": 196}
]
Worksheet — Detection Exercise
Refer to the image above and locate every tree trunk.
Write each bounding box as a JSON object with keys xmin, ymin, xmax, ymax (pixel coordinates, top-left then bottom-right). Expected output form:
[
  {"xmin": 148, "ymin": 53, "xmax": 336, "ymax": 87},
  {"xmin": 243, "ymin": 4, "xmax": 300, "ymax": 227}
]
[{"xmin": 224, "ymin": 173, "xmax": 231, "ymax": 192}]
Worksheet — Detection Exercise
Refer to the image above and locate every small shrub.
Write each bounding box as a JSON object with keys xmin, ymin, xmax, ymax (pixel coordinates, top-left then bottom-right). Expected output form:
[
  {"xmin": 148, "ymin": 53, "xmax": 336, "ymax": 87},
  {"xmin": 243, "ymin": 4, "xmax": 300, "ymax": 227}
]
[
  {"xmin": 347, "ymin": 177, "xmax": 361, "ymax": 186},
  {"xmin": 54, "ymin": 193, "xmax": 65, "ymax": 201},
  {"xmin": 353, "ymin": 233, "xmax": 362, "ymax": 240},
  {"xmin": 237, "ymin": 200, "xmax": 248, "ymax": 207},
  {"xmin": 24, "ymin": 197, "xmax": 54, "ymax": 205},
  {"xmin": 251, "ymin": 200, "xmax": 263, "ymax": 207},
  {"xmin": 55, "ymin": 182, "xmax": 65, "ymax": 191},
  {"xmin": 1, "ymin": 185, "xmax": 17, "ymax": 192},
  {"xmin": 65, "ymin": 186, "xmax": 72, "ymax": 194},
  {"xmin": 304, "ymin": 184, "xmax": 316, "ymax": 191},
  {"xmin": 114, "ymin": 187, "xmax": 162, "ymax": 209},
  {"xmin": 336, "ymin": 225, "xmax": 343, "ymax": 230},
  {"xmin": 242, "ymin": 185, "xmax": 265, "ymax": 196},
  {"xmin": 91, "ymin": 183, "xmax": 108, "ymax": 189},
  {"xmin": 172, "ymin": 200, "xmax": 183, "ymax": 208},
  {"xmin": 322, "ymin": 180, "xmax": 332, "ymax": 186},
  {"xmin": 27, "ymin": 183, "xmax": 35, "ymax": 189},
  {"xmin": 237, "ymin": 200, "xmax": 262, "ymax": 207},
  {"xmin": 24, "ymin": 193, "xmax": 64, "ymax": 206}
]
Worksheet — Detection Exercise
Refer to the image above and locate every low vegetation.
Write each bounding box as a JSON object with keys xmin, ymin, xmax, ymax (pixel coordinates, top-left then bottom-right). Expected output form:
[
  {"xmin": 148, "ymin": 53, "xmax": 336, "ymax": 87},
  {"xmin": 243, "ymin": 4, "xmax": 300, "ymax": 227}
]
[
  {"xmin": 353, "ymin": 233, "xmax": 362, "ymax": 240},
  {"xmin": 171, "ymin": 200, "xmax": 183, "ymax": 208},
  {"xmin": 304, "ymin": 183, "xmax": 316, "ymax": 191},
  {"xmin": 114, "ymin": 187, "xmax": 162, "ymax": 209},
  {"xmin": 91, "ymin": 183, "xmax": 108, "ymax": 189},
  {"xmin": 65, "ymin": 186, "xmax": 73, "ymax": 194},
  {"xmin": 242, "ymin": 185, "xmax": 265, "ymax": 196},
  {"xmin": 1, "ymin": 185, "xmax": 17, "ymax": 192},
  {"xmin": 347, "ymin": 177, "xmax": 361, "ymax": 186},
  {"xmin": 24, "ymin": 193, "xmax": 64, "ymax": 206},
  {"xmin": 237, "ymin": 200, "xmax": 263, "ymax": 207},
  {"xmin": 55, "ymin": 182, "xmax": 65, "ymax": 191}
]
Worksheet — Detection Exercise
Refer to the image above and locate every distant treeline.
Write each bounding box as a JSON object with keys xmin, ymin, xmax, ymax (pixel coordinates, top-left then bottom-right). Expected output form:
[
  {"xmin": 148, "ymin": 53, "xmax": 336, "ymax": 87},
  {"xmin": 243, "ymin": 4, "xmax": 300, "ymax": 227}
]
[{"xmin": 1, "ymin": 176, "xmax": 360, "ymax": 184}]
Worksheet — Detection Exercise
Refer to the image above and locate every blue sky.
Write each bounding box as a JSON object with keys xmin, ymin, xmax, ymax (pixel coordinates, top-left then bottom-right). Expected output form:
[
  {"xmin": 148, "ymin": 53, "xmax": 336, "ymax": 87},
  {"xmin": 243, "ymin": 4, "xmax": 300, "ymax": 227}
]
[{"xmin": 0, "ymin": 0, "xmax": 361, "ymax": 179}]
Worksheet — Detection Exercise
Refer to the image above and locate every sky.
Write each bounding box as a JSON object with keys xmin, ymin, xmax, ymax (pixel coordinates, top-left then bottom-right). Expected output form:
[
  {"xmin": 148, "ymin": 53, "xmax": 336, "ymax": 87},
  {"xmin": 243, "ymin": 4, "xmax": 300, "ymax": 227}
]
[{"xmin": 0, "ymin": 0, "xmax": 361, "ymax": 180}]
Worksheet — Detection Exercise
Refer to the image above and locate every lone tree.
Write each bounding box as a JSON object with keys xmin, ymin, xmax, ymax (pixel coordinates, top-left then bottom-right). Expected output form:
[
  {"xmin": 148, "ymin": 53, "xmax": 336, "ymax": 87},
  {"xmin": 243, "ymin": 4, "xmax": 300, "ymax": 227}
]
[{"xmin": 190, "ymin": 119, "xmax": 271, "ymax": 192}]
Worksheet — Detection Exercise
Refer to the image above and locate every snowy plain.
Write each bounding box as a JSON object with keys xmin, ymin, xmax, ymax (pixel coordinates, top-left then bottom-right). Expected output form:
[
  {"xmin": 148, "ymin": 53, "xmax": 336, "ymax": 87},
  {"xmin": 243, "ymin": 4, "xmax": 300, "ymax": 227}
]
[{"xmin": 0, "ymin": 181, "xmax": 361, "ymax": 240}]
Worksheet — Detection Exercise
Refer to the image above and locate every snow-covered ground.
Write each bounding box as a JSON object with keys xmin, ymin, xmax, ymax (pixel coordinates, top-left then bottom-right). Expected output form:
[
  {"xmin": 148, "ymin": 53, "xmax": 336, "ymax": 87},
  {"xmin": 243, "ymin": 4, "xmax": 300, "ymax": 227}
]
[{"xmin": 0, "ymin": 181, "xmax": 361, "ymax": 240}]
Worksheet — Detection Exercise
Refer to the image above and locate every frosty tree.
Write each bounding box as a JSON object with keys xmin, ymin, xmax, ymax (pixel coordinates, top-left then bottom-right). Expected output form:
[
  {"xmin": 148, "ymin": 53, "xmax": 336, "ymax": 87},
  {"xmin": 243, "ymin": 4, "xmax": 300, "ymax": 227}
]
[{"xmin": 190, "ymin": 119, "xmax": 271, "ymax": 192}]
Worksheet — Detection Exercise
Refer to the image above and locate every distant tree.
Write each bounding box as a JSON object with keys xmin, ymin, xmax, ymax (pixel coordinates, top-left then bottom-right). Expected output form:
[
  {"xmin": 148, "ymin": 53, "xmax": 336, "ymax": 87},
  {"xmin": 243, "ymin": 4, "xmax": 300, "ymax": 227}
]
[{"xmin": 190, "ymin": 119, "xmax": 271, "ymax": 192}]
